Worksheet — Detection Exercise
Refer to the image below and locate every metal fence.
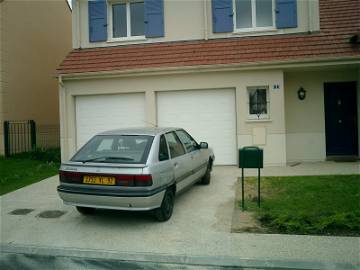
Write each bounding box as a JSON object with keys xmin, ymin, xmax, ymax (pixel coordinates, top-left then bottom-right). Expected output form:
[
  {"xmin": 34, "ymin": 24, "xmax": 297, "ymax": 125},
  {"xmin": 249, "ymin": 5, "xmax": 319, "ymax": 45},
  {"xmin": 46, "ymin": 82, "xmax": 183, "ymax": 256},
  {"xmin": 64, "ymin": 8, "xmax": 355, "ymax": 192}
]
[
  {"xmin": 37, "ymin": 125, "xmax": 60, "ymax": 148},
  {"xmin": 3, "ymin": 120, "xmax": 36, "ymax": 157}
]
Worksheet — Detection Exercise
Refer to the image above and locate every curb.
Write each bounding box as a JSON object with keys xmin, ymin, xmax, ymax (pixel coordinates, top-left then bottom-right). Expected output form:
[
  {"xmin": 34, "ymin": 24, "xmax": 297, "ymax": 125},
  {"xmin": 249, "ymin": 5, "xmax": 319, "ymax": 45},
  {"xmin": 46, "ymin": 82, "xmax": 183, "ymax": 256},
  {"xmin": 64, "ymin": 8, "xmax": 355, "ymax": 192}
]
[{"xmin": 1, "ymin": 243, "xmax": 359, "ymax": 270}]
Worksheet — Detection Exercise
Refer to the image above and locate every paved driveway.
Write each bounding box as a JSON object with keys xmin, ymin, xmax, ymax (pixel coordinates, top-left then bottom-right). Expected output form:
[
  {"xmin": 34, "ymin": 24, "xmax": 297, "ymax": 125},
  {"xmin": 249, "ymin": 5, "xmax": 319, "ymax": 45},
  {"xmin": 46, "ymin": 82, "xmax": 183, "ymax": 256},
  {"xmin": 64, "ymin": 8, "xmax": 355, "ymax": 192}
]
[{"xmin": 1, "ymin": 166, "xmax": 359, "ymax": 269}]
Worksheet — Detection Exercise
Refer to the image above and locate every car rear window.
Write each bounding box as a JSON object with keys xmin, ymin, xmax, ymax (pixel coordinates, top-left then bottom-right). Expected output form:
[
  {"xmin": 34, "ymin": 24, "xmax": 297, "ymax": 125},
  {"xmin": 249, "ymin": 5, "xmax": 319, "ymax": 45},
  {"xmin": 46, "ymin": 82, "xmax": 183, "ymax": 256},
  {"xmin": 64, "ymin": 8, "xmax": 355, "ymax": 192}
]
[{"xmin": 71, "ymin": 135, "xmax": 154, "ymax": 164}]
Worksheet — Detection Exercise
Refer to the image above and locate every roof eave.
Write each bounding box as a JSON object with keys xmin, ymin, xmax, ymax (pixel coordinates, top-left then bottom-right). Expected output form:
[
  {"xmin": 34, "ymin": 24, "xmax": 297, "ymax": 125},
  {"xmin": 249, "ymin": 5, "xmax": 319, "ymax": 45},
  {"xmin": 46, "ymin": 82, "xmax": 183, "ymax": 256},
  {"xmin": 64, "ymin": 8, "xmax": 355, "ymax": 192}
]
[{"xmin": 57, "ymin": 56, "xmax": 360, "ymax": 81}]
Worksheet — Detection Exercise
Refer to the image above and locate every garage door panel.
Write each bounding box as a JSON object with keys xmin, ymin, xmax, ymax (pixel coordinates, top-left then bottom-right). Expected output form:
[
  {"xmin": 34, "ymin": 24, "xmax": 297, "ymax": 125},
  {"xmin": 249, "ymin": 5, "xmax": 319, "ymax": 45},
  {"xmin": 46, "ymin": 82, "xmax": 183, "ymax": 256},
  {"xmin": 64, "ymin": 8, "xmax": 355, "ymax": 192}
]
[
  {"xmin": 76, "ymin": 93, "xmax": 145, "ymax": 149},
  {"xmin": 157, "ymin": 89, "xmax": 237, "ymax": 165}
]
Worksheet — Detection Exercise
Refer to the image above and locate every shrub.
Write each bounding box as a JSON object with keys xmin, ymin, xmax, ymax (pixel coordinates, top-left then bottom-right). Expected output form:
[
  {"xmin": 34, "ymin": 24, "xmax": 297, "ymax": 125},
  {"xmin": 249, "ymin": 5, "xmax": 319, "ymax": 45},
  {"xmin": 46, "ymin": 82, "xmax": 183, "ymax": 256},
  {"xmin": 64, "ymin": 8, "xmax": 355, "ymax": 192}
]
[{"xmin": 11, "ymin": 147, "xmax": 61, "ymax": 163}]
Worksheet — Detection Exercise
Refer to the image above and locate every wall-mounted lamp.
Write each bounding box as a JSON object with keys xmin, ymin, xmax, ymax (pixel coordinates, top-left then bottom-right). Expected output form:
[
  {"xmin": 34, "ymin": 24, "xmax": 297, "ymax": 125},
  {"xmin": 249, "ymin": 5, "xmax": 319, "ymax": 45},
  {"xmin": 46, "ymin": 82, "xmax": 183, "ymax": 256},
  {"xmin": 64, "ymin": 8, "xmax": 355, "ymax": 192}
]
[
  {"xmin": 297, "ymin": 87, "xmax": 306, "ymax": 100},
  {"xmin": 349, "ymin": 33, "xmax": 359, "ymax": 45}
]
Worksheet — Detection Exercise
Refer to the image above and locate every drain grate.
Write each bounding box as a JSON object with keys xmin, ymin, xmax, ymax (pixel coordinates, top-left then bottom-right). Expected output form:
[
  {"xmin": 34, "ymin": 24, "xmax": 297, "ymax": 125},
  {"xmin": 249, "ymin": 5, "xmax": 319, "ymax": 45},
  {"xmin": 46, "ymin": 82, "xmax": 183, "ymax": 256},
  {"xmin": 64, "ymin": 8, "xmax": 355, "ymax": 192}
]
[
  {"xmin": 9, "ymin": 209, "xmax": 34, "ymax": 215},
  {"xmin": 37, "ymin": 210, "xmax": 67, "ymax": 219}
]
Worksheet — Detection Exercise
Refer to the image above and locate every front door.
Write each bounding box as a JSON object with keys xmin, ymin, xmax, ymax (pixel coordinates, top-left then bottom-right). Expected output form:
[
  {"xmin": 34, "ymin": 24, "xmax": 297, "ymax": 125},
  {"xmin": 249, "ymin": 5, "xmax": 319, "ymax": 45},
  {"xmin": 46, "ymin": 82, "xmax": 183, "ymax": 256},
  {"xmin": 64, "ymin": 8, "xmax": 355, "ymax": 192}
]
[{"xmin": 324, "ymin": 82, "xmax": 358, "ymax": 156}]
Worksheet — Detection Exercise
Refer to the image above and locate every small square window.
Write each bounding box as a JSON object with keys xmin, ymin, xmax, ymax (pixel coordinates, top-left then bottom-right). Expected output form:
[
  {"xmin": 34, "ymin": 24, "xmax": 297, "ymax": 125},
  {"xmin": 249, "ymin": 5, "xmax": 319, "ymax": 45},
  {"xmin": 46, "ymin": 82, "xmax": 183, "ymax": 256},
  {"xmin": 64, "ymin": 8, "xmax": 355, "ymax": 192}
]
[{"xmin": 247, "ymin": 87, "xmax": 269, "ymax": 119}]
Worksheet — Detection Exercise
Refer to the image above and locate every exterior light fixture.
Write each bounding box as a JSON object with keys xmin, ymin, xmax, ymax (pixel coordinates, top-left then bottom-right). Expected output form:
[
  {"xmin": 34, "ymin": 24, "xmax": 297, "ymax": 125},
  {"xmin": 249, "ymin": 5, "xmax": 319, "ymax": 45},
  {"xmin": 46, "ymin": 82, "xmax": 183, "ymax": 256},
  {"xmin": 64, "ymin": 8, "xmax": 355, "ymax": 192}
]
[
  {"xmin": 349, "ymin": 33, "xmax": 359, "ymax": 44},
  {"xmin": 297, "ymin": 87, "xmax": 306, "ymax": 100}
]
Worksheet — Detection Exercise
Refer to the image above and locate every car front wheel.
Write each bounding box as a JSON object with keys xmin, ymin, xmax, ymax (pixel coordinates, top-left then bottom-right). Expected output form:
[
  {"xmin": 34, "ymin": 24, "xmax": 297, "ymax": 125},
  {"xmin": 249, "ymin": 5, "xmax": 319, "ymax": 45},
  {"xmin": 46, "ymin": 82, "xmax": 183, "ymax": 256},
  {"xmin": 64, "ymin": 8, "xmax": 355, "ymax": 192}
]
[
  {"xmin": 200, "ymin": 160, "xmax": 212, "ymax": 185},
  {"xmin": 154, "ymin": 189, "xmax": 174, "ymax": 222}
]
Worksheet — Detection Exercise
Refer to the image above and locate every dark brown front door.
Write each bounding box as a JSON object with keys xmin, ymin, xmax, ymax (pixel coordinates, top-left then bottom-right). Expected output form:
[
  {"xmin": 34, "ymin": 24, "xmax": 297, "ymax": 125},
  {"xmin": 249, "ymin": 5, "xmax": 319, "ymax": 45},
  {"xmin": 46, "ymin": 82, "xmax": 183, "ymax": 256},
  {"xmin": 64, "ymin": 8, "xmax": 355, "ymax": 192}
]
[{"xmin": 324, "ymin": 82, "xmax": 358, "ymax": 156}]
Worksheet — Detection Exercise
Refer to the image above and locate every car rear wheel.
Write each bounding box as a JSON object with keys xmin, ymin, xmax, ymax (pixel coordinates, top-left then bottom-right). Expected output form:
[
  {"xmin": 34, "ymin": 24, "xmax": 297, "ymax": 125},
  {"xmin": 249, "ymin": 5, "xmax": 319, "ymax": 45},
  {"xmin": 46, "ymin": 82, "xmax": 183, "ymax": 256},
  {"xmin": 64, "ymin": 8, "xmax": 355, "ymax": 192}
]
[
  {"xmin": 200, "ymin": 160, "xmax": 212, "ymax": 185},
  {"xmin": 154, "ymin": 189, "xmax": 174, "ymax": 222},
  {"xmin": 76, "ymin": 206, "xmax": 96, "ymax": 215}
]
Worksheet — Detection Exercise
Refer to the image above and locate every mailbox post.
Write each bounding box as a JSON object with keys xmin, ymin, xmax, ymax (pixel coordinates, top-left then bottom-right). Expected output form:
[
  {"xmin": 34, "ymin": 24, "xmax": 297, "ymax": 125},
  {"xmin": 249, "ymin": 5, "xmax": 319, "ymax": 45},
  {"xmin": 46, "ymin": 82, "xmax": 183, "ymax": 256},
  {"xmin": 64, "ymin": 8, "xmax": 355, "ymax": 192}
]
[{"xmin": 239, "ymin": 146, "xmax": 263, "ymax": 209}]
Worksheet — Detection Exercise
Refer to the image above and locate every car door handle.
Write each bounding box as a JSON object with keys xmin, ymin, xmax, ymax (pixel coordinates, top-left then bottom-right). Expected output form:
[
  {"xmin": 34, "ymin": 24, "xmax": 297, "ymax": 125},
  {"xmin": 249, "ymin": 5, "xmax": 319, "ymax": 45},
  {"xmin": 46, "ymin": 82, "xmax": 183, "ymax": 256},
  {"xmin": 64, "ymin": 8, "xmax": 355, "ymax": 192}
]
[{"xmin": 174, "ymin": 162, "xmax": 179, "ymax": 168}]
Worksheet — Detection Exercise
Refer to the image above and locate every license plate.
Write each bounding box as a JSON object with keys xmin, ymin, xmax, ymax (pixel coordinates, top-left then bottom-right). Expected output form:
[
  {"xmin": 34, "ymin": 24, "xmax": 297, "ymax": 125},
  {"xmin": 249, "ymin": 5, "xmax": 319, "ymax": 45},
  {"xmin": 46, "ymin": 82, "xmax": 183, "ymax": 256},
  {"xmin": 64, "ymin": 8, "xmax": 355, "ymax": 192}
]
[{"xmin": 83, "ymin": 175, "xmax": 116, "ymax": 185}]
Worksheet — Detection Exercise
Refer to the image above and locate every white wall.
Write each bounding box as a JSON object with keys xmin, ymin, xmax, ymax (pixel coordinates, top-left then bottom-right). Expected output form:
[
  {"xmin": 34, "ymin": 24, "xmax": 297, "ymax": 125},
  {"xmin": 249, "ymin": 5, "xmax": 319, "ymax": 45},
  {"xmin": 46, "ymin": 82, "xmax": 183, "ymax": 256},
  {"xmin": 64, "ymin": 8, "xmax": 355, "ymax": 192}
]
[
  {"xmin": 284, "ymin": 69, "xmax": 359, "ymax": 162},
  {"xmin": 72, "ymin": 0, "xmax": 320, "ymax": 49},
  {"xmin": 60, "ymin": 69, "xmax": 286, "ymax": 165}
]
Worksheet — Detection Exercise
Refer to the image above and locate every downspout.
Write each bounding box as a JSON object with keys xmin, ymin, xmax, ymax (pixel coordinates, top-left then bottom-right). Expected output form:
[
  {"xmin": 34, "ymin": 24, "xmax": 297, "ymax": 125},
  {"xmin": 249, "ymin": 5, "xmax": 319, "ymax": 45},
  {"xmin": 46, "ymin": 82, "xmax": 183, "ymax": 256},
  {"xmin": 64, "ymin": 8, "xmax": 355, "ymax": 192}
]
[
  {"xmin": 307, "ymin": 0, "xmax": 312, "ymax": 33},
  {"xmin": 58, "ymin": 75, "xmax": 64, "ymax": 87},
  {"xmin": 58, "ymin": 75, "xmax": 66, "ymax": 162},
  {"xmin": 203, "ymin": 0, "xmax": 208, "ymax": 40},
  {"xmin": 77, "ymin": 0, "xmax": 82, "ymax": 48}
]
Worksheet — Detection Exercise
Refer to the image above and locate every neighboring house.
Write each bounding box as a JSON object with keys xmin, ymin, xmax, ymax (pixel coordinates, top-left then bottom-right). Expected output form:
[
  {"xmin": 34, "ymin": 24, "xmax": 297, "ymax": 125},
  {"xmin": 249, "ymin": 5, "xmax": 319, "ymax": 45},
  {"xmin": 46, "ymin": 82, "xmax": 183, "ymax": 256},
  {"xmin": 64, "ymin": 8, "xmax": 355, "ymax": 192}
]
[
  {"xmin": 0, "ymin": 0, "xmax": 72, "ymax": 155},
  {"xmin": 57, "ymin": 0, "xmax": 360, "ymax": 166}
]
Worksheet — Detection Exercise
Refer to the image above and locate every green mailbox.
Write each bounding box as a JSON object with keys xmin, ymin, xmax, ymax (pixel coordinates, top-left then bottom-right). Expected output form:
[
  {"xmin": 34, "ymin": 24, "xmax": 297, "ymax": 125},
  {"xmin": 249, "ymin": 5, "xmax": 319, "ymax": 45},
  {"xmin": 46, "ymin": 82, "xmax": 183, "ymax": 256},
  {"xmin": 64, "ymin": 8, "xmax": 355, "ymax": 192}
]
[
  {"xmin": 239, "ymin": 146, "xmax": 263, "ymax": 209},
  {"xmin": 239, "ymin": 146, "xmax": 263, "ymax": 168}
]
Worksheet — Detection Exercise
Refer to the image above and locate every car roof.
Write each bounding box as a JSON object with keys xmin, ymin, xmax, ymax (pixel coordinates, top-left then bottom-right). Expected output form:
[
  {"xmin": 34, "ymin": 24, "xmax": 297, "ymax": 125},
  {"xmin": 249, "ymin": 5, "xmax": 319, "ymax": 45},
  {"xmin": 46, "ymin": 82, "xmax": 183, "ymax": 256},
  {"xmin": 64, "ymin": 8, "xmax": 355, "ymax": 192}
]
[{"xmin": 97, "ymin": 127, "xmax": 181, "ymax": 136}]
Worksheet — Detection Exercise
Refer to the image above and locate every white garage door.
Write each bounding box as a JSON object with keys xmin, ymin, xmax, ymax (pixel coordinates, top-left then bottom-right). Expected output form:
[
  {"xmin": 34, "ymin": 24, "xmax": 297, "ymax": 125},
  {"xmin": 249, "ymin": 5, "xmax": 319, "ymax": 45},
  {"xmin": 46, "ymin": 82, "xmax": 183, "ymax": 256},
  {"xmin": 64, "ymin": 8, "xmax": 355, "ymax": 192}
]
[
  {"xmin": 157, "ymin": 89, "xmax": 237, "ymax": 165},
  {"xmin": 75, "ymin": 93, "xmax": 146, "ymax": 148}
]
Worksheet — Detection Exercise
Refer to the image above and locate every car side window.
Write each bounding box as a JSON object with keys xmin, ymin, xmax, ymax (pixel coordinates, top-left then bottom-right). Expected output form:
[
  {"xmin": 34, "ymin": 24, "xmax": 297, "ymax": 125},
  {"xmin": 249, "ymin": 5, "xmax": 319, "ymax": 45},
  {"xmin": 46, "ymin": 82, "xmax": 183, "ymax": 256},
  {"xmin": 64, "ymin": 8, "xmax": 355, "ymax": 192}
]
[
  {"xmin": 158, "ymin": 135, "xmax": 169, "ymax": 161},
  {"xmin": 175, "ymin": 130, "xmax": 198, "ymax": 153},
  {"xmin": 165, "ymin": 132, "xmax": 186, "ymax": 158}
]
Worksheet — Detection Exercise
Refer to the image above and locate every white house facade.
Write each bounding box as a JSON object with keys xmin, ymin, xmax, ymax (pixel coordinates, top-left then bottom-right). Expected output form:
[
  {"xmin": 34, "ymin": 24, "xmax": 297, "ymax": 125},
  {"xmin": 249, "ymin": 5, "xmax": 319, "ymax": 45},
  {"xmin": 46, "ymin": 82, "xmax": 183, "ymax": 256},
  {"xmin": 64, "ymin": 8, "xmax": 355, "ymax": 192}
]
[{"xmin": 57, "ymin": 0, "xmax": 360, "ymax": 166}]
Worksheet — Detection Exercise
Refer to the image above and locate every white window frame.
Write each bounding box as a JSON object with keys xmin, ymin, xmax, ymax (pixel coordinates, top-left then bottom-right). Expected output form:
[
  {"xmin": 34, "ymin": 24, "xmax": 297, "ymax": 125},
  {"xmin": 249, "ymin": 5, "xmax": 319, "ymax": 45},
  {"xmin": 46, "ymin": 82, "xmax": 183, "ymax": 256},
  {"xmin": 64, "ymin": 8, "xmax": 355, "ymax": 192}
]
[
  {"xmin": 233, "ymin": 0, "xmax": 276, "ymax": 33},
  {"xmin": 247, "ymin": 86, "xmax": 270, "ymax": 120},
  {"xmin": 107, "ymin": 0, "xmax": 145, "ymax": 42}
]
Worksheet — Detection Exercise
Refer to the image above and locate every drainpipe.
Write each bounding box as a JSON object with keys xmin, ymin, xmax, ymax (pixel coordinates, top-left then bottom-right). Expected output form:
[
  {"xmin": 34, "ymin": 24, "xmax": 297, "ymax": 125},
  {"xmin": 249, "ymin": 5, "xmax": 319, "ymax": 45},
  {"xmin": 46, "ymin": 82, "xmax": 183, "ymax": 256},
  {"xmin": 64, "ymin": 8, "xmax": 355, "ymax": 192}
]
[
  {"xmin": 77, "ymin": 0, "xmax": 82, "ymax": 48},
  {"xmin": 203, "ymin": 0, "xmax": 208, "ymax": 40},
  {"xmin": 307, "ymin": 0, "xmax": 312, "ymax": 33},
  {"xmin": 58, "ymin": 75, "xmax": 64, "ymax": 87}
]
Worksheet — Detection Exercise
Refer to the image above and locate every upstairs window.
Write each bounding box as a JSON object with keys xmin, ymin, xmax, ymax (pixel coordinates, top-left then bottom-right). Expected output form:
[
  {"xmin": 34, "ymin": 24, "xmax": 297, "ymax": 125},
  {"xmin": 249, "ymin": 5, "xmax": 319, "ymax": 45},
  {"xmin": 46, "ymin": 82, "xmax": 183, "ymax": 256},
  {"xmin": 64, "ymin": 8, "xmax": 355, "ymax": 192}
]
[
  {"xmin": 212, "ymin": 0, "xmax": 297, "ymax": 33},
  {"xmin": 88, "ymin": 0, "xmax": 164, "ymax": 43},
  {"xmin": 109, "ymin": 0, "xmax": 145, "ymax": 39},
  {"xmin": 234, "ymin": 0, "xmax": 274, "ymax": 31}
]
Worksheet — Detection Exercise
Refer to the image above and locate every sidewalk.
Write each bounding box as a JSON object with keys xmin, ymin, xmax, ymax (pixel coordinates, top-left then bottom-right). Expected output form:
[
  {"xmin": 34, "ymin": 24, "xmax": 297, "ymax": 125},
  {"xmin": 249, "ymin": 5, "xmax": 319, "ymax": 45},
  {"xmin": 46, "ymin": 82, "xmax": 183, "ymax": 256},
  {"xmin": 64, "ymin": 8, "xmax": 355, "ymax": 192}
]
[
  {"xmin": 242, "ymin": 160, "xmax": 360, "ymax": 177},
  {"xmin": 1, "ymin": 164, "xmax": 359, "ymax": 269}
]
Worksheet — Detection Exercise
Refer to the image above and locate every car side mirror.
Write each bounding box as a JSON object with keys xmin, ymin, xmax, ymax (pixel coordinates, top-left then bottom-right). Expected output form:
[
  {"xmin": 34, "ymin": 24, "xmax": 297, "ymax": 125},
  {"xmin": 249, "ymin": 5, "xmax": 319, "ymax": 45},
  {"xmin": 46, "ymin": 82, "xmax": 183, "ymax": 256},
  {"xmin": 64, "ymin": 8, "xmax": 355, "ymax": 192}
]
[{"xmin": 199, "ymin": 142, "xmax": 208, "ymax": 149}]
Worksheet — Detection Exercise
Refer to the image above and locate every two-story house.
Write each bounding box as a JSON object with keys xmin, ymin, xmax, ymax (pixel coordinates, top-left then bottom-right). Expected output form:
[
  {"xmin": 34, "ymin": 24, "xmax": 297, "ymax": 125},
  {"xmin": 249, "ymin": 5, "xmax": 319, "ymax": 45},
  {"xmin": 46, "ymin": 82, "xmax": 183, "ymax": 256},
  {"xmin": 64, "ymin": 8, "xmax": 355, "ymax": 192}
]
[
  {"xmin": 0, "ymin": 0, "xmax": 72, "ymax": 155},
  {"xmin": 57, "ymin": 0, "xmax": 360, "ymax": 165}
]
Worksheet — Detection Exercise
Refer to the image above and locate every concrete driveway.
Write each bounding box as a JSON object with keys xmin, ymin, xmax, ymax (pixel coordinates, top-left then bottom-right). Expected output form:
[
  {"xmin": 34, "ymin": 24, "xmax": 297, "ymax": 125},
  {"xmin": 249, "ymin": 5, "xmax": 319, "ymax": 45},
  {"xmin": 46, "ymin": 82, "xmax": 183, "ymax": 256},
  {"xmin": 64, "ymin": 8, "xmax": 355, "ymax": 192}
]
[{"xmin": 1, "ymin": 166, "xmax": 359, "ymax": 269}]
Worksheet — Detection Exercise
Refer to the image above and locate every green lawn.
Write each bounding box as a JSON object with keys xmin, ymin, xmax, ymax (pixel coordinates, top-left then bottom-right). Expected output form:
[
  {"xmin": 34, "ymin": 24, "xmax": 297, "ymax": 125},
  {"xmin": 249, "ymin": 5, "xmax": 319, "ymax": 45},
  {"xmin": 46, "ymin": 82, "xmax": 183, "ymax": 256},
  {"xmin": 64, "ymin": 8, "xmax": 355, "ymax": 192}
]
[
  {"xmin": 0, "ymin": 157, "xmax": 59, "ymax": 195},
  {"xmin": 241, "ymin": 175, "xmax": 360, "ymax": 236}
]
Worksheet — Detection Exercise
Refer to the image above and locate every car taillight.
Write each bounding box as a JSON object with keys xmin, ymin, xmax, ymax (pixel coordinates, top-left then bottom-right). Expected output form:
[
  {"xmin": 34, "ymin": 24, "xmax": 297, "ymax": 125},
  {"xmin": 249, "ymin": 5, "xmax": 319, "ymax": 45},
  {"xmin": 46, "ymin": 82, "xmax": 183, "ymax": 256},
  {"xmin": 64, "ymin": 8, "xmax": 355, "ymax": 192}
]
[
  {"xmin": 59, "ymin": 170, "xmax": 152, "ymax": 187},
  {"xmin": 59, "ymin": 170, "xmax": 83, "ymax": 183},
  {"xmin": 134, "ymin": 175, "xmax": 153, "ymax": 187},
  {"xmin": 116, "ymin": 174, "xmax": 152, "ymax": 187}
]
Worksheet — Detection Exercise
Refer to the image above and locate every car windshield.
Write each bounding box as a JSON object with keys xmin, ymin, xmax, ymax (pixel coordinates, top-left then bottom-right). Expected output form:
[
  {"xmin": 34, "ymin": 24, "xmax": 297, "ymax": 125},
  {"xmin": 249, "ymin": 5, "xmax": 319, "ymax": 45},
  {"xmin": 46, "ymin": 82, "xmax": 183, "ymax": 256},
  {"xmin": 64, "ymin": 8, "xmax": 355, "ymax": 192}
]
[{"xmin": 71, "ymin": 135, "xmax": 154, "ymax": 164}]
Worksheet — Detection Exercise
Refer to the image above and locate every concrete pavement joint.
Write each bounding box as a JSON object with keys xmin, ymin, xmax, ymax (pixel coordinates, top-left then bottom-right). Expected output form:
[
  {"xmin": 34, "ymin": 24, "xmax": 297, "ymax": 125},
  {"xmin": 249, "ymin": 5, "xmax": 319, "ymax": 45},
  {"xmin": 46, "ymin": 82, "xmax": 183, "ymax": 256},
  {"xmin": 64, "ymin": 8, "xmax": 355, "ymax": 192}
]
[{"xmin": 1, "ymin": 243, "xmax": 358, "ymax": 270}]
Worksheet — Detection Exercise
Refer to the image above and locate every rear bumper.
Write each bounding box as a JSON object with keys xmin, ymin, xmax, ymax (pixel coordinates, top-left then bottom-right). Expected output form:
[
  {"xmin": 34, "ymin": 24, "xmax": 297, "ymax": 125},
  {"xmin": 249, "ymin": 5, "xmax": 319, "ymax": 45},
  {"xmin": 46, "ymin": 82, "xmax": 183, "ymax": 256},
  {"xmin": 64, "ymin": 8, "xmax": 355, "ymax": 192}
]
[{"xmin": 57, "ymin": 185, "xmax": 165, "ymax": 211}]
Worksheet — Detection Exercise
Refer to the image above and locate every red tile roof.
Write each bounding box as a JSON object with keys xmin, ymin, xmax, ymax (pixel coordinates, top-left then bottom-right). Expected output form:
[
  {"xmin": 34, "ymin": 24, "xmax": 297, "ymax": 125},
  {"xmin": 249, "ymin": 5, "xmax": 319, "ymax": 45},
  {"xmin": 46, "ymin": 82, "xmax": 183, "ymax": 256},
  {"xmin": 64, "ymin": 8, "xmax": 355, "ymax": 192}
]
[{"xmin": 57, "ymin": 0, "xmax": 360, "ymax": 75}]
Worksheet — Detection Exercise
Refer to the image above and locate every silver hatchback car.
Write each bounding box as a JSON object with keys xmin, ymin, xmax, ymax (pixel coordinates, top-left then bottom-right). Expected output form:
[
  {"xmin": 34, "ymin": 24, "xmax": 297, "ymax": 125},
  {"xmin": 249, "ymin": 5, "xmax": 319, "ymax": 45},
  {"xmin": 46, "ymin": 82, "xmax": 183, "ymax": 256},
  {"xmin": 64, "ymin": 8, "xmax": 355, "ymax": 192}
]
[{"xmin": 57, "ymin": 127, "xmax": 215, "ymax": 221}]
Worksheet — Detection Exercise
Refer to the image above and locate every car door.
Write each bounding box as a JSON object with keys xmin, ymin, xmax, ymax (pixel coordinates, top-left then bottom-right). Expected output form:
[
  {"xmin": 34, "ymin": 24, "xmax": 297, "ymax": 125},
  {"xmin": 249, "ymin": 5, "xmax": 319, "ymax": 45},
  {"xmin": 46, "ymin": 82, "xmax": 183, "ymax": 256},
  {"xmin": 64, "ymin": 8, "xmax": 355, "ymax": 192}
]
[
  {"xmin": 164, "ymin": 132, "xmax": 193, "ymax": 193},
  {"xmin": 149, "ymin": 134, "xmax": 174, "ymax": 189},
  {"xmin": 175, "ymin": 129, "xmax": 206, "ymax": 182}
]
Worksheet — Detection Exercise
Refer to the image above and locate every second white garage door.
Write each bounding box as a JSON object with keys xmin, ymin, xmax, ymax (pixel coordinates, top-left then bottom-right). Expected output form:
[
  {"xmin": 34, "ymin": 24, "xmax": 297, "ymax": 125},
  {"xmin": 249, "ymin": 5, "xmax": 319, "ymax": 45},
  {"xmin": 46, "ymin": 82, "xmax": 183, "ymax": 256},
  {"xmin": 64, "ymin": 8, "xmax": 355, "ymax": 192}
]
[
  {"xmin": 75, "ymin": 93, "xmax": 146, "ymax": 149},
  {"xmin": 157, "ymin": 89, "xmax": 237, "ymax": 165}
]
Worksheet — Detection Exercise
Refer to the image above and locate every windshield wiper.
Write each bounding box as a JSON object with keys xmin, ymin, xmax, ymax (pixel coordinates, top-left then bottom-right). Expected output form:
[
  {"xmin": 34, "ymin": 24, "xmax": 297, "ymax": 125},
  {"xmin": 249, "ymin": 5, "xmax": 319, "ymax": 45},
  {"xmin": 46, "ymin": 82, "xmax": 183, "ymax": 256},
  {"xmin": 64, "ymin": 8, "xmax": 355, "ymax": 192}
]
[{"xmin": 79, "ymin": 156, "xmax": 134, "ymax": 163}]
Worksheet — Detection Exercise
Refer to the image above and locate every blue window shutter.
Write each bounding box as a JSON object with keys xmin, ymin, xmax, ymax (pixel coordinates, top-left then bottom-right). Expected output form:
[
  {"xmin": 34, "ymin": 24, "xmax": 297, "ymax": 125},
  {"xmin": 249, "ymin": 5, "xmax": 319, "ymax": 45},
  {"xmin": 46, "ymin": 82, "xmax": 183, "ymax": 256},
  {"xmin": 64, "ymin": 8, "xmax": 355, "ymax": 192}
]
[
  {"xmin": 275, "ymin": 0, "xmax": 298, "ymax": 29},
  {"xmin": 212, "ymin": 0, "xmax": 233, "ymax": 33},
  {"xmin": 144, "ymin": 0, "xmax": 164, "ymax": 38},
  {"xmin": 88, "ymin": 0, "xmax": 107, "ymax": 42}
]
